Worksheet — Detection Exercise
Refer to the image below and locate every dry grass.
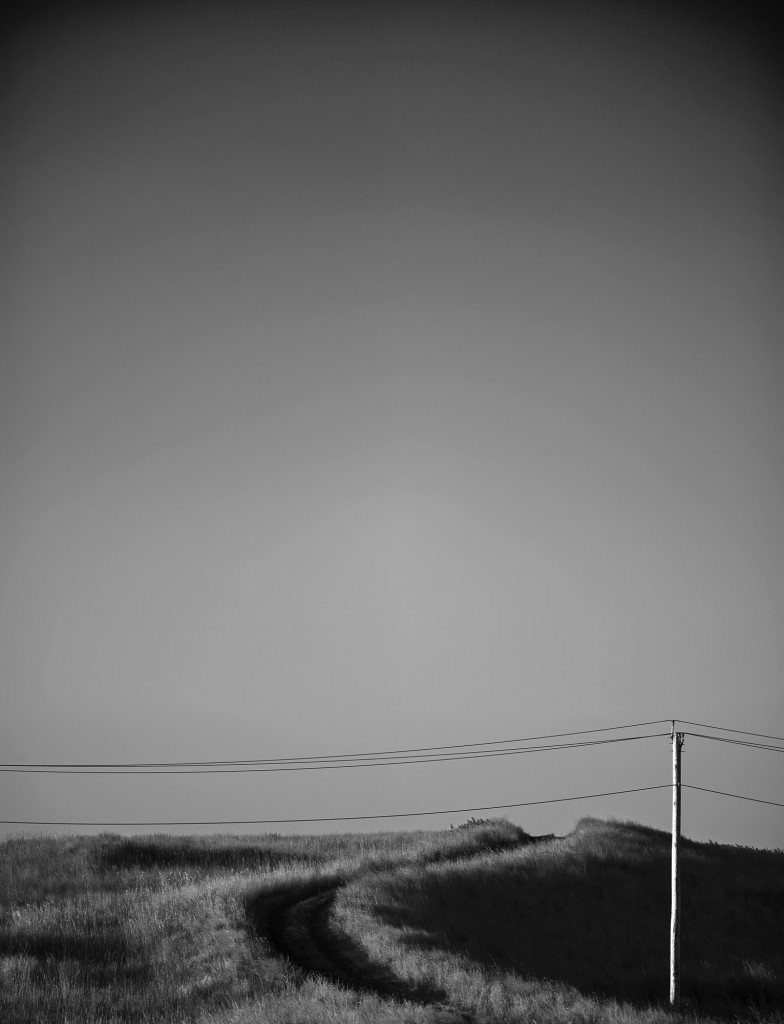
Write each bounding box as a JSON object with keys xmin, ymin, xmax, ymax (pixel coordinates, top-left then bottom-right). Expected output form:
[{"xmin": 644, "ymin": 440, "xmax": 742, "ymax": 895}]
[
  {"xmin": 334, "ymin": 817, "xmax": 784, "ymax": 1022},
  {"xmin": 1, "ymin": 819, "xmax": 781, "ymax": 1023},
  {"xmin": 0, "ymin": 827, "xmax": 499, "ymax": 1023}
]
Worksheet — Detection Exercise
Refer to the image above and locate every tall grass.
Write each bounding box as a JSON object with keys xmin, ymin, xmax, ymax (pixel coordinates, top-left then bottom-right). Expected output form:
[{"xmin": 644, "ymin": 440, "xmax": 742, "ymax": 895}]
[
  {"xmin": 334, "ymin": 817, "xmax": 784, "ymax": 1022},
  {"xmin": 1, "ymin": 819, "xmax": 781, "ymax": 1023},
  {"xmin": 0, "ymin": 826, "xmax": 509, "ymax": 1023}
]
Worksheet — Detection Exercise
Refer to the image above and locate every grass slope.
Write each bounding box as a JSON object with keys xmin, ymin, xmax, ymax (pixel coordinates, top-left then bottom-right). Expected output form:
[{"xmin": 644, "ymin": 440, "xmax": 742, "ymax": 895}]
[
  {"xmin": 0, "ymin": 818, "xmax": 781, "ymax": 1023},
  {"xmin": 336, "ymin": 818, "xmax": 784, "ymax": 1021}
]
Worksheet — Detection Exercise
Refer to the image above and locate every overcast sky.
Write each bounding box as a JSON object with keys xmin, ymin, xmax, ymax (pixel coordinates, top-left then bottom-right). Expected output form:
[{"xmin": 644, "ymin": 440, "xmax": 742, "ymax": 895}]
[{"xmin": 1, "ymin": 0, "xmax": 782, "ymax": 848}]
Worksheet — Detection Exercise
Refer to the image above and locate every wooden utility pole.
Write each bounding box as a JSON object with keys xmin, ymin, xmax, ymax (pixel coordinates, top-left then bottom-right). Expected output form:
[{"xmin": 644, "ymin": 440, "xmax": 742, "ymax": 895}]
[{"xmin": 670, "ymin": 723, "xmax": 685, "ymax": 1009}]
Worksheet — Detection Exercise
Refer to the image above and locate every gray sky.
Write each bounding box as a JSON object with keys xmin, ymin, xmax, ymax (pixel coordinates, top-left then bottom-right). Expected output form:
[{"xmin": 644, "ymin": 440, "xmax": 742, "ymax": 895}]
[{"xmin": 2, "ymin": 1, "xmax": 782, "ymax": 847}]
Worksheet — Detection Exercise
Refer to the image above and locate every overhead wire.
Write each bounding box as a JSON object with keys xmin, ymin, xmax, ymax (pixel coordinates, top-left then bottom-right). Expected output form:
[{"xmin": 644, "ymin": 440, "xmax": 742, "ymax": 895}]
[
  {"xmin": 677, "ymin": 720, "xmax": 784, "ymax": 743},
  {"xmin": 0, "ymin": 784, "xmax": 671, "ymax": 826},
  {"xmin": 0, "ymin": 719, "xmax": 672, "ymax": 769},
  {"xmin": 3, "ymin": 783, "xmax": 779, "ymax": 826},
  {"xmin": 0, "ymin": 733, "xmax": 670, "ymax": 774},
  {"xmin": 3, "ymin": 717, "xmax": 781, "ymax": 827},
  {"xmin": 683, "ymin": 732, "xmax": 784, "ymax": 753},
  {"xmin": 684, "ymin": 785, "xmax": 784, "ymax": 809}
]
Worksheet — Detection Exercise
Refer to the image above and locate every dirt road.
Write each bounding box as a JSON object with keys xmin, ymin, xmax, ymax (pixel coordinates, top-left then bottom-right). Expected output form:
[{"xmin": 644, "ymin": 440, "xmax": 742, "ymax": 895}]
[{"xmin": 248, "ymin": 878, "xmax": 478, "ymax": 1022}]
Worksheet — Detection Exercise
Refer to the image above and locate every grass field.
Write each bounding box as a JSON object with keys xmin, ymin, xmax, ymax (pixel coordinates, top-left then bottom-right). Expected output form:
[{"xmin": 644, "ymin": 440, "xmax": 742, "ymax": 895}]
[{"xmin": 1, "ymin": 817, "xmax": 782, "ymax": 1023}]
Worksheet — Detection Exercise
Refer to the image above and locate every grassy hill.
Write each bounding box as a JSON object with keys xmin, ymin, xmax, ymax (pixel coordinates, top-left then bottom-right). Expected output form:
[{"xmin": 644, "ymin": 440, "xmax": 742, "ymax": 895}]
[{"xmin": 1, "ymin": 818, "xmax": 781, "ymax": 1023}]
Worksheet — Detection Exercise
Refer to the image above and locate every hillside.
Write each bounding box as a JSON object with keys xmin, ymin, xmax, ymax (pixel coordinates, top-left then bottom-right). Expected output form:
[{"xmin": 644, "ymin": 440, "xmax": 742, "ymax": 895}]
[{"xmin": 1, "ymin": 818, "xmax": 782, "ymax": 1023}]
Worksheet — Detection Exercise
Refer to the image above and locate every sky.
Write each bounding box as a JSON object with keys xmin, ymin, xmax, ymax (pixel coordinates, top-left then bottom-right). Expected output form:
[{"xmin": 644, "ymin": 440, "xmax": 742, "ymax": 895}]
[{"xmin": 1, "ymin": 0, "xmax": 782, "ymax": 848}]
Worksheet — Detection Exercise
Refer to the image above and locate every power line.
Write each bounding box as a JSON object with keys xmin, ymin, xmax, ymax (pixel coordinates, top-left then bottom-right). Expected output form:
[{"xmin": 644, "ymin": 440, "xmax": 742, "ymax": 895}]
[
  {"xmin": 677, "ymin": 720, "xmax": 784, "ymax": 743},
  {"xmin": 683, "ymin": 732, "xmax": 784, "ymax": 753},
  {"xmin": 8, "ymin": 782, "xmax": 778, "ymax": 825},
  {"xmin": 684, "ymin": 784, "xmax": 784, "ymax": 809},
  {"xmin": 0, "ymin": 719, "xmax": 672, "ymax": 769},
  {"xmin": 0, "ymin": 733, "xmax": 669, "ymax": 774},
  {"xmin": 0, "ymin": 784, "xmax": 671, "ymax": 826}
]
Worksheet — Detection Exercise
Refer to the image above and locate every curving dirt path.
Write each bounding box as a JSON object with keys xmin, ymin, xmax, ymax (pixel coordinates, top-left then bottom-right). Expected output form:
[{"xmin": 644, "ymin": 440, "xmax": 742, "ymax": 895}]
[
  {"xmin": 248, "ymin": 879, "xmax": 479, "ymax": 1022},
  {"xmin": 247, "ymin": 835, "xmax": 555, "ymax": 1021}
]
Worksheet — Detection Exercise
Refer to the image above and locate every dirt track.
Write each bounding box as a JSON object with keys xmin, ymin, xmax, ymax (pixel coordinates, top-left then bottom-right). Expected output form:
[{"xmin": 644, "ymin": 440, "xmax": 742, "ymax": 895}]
[
  {"xmin": 247, "ymin": 834, "xmax": 555, "ymax": 1021},
  {"xmin": 248, "ymin": 879, "xmax": 479, "ymax": 1022}
]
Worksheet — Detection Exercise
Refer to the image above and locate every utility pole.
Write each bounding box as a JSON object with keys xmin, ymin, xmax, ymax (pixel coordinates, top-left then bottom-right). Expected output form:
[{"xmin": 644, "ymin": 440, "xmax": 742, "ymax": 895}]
[{"xmin": 670, "ymin": 723, "xmax": 685, "ymax": 1009}]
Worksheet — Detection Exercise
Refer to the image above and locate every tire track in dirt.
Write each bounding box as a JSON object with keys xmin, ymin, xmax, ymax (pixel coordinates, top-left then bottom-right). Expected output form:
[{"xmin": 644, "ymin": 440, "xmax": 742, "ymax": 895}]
[
  {"xmin": 249, "ymin": 880, "xmax": 479, "ymax": 1022},
  {"xmin": 248, "ymin": 835, "xmax": 556, "ymax": 1021}
]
